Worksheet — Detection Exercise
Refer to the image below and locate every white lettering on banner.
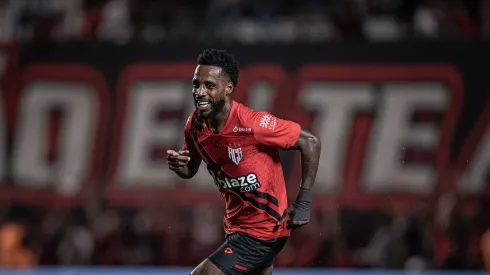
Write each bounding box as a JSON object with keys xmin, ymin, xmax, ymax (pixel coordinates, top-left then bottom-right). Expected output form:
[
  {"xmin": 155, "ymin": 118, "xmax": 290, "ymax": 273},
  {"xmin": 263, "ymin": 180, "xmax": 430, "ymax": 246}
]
[
  {"xmin": 2, "ymin": 64, "xmax": 481, "ymax": 206},
  {"xmin": 12, "ymin": 82, "xmax": 97, "ymax": 193},
  {"xmin": 116, "ymin": 81, "xmax": 211, "ymax": 189},
  {"xmin": 362, "ymin": 83, "xmax": 448, "ymax": 194},
  {"xmin": 117, "ymin": 81, "xmax": 186, "ymax": 187},
  {"xmin": 458, "ymin": 128, "xmax": 490, "ymax": 194},
  {"xmin": 299, "ymin": 82, "xmax": 374, "ymax": 192}
]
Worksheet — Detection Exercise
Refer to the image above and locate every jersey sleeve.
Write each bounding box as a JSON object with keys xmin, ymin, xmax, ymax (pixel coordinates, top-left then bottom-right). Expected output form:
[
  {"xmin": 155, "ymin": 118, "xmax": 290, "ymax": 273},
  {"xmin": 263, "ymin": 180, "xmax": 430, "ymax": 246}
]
[
  {"xmin": 249, "ymin": 110, "xmax": 301, "ymax": 149},
  {"xmin": 181, "ymin": 113, "xmax": 201, "ymax": 159}
]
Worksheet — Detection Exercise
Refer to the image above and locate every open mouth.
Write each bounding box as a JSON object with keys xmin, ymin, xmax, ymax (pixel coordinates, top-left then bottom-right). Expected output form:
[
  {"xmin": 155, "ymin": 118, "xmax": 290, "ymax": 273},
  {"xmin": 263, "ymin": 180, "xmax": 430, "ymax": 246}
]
[{"xmin": 196, "ymin": 99, "xmax": 212, "ymax": 111}]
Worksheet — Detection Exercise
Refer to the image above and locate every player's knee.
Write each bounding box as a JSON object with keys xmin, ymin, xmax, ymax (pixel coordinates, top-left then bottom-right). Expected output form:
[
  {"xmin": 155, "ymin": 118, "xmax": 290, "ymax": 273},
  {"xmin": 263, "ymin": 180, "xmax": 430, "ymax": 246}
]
[
  {"xmin": 190, "ymin": 268, "xmax": 201, "ymax": 275},
  {"xmin": 189, "ymin": 267, "xmax": 208, "ymax": 275}
]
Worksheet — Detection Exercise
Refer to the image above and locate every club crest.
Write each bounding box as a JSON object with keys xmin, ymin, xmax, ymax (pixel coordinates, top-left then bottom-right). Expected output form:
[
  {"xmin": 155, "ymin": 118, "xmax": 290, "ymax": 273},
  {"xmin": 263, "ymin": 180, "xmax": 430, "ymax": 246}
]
[{"xmin": 228, "ymin": 144, "xmax": 243, "ymax": 165}]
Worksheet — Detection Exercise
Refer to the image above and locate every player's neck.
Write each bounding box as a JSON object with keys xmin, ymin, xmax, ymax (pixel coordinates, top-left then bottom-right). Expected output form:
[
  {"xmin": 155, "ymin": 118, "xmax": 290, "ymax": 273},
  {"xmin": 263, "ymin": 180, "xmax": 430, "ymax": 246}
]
[{"xmin": 208, "ymin": 101, "xmax": 233, "ymax": 133}]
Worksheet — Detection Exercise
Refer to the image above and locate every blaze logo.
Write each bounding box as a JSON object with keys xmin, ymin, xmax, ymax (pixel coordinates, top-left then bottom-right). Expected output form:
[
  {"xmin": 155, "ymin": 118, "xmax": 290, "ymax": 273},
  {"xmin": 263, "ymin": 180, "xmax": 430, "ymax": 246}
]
[
  {"xmin": 224, "ymin": 248, "xmax": 233, "ymax": 254},
  {"xmin": 208, "ymin": 170, "xmax": 261, "ymax": 193},
  {"xmin": 233, "ymin": 126, "xmax": 251, "ymax": 133}
]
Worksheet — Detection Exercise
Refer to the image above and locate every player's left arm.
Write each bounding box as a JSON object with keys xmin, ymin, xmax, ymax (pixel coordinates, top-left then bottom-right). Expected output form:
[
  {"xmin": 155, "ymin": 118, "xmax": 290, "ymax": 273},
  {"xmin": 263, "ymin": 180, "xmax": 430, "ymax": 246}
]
[
  {"xmin": 279, "ymin": 129, "xmax": 321, "ymax": 229},
  {"xmin": 250, "ymin": 111, "xmax": 321, "ymax": 229}
]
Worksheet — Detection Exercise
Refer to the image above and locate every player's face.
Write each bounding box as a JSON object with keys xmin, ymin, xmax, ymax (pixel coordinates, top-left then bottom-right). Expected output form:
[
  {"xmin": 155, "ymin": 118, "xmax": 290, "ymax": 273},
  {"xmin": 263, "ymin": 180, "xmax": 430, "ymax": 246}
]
[{"xmin": 192, "ymin": 65, "xmax": 230, "ymax": 119}]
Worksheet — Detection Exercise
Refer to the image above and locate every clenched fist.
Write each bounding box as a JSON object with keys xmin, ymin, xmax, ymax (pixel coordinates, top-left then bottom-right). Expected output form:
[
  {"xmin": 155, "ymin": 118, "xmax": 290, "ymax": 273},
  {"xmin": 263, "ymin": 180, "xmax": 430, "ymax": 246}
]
[{"xmin": 167, "ymin": 150, "xmax": 191, "ymax": 172}]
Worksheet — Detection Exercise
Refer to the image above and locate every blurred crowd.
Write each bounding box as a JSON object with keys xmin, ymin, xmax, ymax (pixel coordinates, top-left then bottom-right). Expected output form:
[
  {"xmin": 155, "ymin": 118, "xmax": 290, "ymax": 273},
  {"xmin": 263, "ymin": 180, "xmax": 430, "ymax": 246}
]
[
  {"xmin": 0, "ymin": 0, "xmax": 489, "ymax": 45},
  {"xmin": 1, "ymin": 192, "xmax": 490, "ymax": 270}
]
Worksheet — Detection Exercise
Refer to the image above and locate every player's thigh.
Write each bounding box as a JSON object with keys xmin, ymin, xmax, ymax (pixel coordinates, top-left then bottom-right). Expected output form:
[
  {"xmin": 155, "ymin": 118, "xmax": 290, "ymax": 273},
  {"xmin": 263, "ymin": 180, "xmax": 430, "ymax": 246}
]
[{"xmin": 191, "ymin": 258, "xmax": 225, "ymax": 275}]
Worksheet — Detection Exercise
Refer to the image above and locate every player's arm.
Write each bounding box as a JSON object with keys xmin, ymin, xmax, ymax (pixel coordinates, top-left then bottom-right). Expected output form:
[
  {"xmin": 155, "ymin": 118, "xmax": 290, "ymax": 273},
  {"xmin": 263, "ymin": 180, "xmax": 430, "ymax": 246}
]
[
  {"xmin": 251, "ymin": 111, "xmax": 321, "ymax": 229},
  {"xmin": 291, "ymin": 129, "xmax": 321, "ymax": 190},
  {"xmin": 167, "ymin": 149, "xmax": 202, "ymax": 179},
  {"xmin": 281, "ymin": 129, "xmax": 321, "ymax": 228},
  {"xmin": 167, "ymin": 115, "xmax": 203, "ymax": 179}
]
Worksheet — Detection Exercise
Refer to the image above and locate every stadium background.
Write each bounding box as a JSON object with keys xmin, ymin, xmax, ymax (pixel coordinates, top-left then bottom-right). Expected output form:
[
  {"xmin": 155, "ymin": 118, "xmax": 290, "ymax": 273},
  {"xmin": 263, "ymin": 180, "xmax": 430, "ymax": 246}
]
[{"xmin": 0, "ymin": 0, "xmax": 489, "ymax": 274}]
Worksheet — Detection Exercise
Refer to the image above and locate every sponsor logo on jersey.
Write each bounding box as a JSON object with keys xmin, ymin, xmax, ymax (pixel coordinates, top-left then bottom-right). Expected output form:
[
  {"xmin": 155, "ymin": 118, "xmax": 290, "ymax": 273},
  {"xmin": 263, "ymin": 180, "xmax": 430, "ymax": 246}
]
[
  {"xmin": 233, "ymin": 126, "xmax": 251, "ymax": 133},
  {"xmin": 208, "ymin": 170, "xmax": 261, "ymax": 193},
  {"xmin": 259, "ymin": 114, "xmax": 276, "ymax": 130}
]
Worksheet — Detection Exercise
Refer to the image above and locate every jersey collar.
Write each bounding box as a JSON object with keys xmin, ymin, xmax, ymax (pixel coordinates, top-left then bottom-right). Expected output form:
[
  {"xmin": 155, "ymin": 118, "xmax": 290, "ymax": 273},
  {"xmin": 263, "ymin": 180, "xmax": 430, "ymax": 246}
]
[{"xmin": 213, "ymin": 100, "xmax": 237, "ymax": 135}]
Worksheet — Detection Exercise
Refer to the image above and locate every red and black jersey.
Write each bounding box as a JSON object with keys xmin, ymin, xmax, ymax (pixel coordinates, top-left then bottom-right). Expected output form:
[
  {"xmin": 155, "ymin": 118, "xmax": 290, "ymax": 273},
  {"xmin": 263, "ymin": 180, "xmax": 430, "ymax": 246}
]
[{"xmin": 182, "ymin": 101, "xmax": 301, "ymax": 240}]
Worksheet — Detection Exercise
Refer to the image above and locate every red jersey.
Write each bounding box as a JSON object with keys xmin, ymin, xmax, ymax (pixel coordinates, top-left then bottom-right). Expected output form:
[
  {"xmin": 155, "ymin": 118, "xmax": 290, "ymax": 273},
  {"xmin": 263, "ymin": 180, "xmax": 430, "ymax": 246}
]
[{"xmin": 182, "ymin": 101, "xmax": 301, "ymax": 240}]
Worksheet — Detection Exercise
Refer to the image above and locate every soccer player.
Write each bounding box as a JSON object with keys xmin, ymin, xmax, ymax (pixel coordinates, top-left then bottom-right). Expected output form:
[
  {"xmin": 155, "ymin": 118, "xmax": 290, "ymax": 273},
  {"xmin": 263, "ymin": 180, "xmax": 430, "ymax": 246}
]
[{"xmin": 167, "ymin": 49, "xmax": 321, "ymax": 275}]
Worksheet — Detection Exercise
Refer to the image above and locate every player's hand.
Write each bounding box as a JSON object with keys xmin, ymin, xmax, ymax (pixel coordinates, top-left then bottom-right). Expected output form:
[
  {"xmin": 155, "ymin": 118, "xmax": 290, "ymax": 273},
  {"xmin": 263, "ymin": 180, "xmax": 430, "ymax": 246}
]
[
  {"xmin": 277, "ymin": 187, "xmax": 312, "ymax": 230},
  {"xmin": 277, "ymin": 205, "xmax": 309, "ymax": 230},
  {"xmin": 167, "ymin": 149, "xmax": 191, "ymax": 172}
]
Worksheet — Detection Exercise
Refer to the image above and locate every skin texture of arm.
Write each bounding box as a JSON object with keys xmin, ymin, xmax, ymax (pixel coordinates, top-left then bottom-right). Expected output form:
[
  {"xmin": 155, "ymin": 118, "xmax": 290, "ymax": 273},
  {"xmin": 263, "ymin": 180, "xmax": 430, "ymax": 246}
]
[{"xmin": 292, "ymin": 129, "xmax": 321, "ymax": 190}]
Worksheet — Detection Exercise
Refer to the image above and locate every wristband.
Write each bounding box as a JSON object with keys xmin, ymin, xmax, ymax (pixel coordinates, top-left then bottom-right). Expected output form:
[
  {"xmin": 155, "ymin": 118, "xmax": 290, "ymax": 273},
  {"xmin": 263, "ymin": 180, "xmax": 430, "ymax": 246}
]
[{"xmin": 291, "ymin": 187, "xmax": 312, "ymax": 222}]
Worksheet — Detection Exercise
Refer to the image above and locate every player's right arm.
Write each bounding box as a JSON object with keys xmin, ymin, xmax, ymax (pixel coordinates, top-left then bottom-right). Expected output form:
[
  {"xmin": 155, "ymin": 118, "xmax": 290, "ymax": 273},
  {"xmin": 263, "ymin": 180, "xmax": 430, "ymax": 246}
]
[
  {"xmin": 167, "ymin": 149, "xmax": 201, "ymax": 179},
  {"xmin": 167, "ymin": 114, "xmax": 202, "ymax": 179}
]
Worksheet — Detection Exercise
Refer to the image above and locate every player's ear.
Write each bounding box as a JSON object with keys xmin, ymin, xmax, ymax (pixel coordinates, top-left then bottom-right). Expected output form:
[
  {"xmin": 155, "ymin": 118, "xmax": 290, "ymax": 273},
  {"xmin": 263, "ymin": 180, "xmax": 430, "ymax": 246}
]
[{"xmin": 225, "ymin": 82, "xmax": 234, "ymax": 95}]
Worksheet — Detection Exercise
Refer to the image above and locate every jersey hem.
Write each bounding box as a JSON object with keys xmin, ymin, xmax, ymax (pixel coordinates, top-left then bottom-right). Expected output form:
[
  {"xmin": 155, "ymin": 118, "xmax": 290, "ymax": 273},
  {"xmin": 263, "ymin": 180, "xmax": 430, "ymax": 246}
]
[{"xmin": 286, "ymin": 122, "xmax": 301, "ymax": 149}]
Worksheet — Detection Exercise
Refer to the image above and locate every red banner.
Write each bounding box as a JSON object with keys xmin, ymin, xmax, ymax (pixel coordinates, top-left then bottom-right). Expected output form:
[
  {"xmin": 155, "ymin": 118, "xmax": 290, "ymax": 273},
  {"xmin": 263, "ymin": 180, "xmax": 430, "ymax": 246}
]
[{"xmin": 0, "ymin": 45, "xmax": 488, "ymax": 209}]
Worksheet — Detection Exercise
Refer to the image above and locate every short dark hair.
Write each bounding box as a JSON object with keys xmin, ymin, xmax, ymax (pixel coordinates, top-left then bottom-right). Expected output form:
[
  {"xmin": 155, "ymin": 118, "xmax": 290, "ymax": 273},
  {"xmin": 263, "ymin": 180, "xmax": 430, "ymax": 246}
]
[{"xmin": 197, "ymin": 49, "xmax": 239, "ymax": 87}]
